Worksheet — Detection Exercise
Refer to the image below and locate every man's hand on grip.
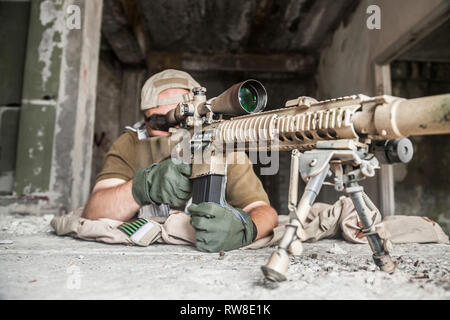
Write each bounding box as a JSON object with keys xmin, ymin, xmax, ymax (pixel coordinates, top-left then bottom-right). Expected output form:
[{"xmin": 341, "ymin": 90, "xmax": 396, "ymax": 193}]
[
  {"xmin": 132, "ymin": 158, "xmax": 192, "ymax": 207},
  {"xmin": 188, "ymin": 202, "xmax": 257, "ymax": 252}
]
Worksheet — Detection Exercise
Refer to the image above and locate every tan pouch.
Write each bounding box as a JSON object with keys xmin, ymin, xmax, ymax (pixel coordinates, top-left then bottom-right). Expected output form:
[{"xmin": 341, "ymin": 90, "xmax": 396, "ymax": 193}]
[
  {"xmin": 243, "ymin": 197, "xmax": 355, "ymax": 249},
  {"xmin": 339, "ymin": 197, "xmax": 382, "ymax": 244},
  {"xmin": 378, "ymin": 215, "xmax": 450, "ymax": 244},
  {"xmin": 297, "ymin": 197, "xmax": 350, "ymax": 242},
  {"xmin": 51, "ymin": 207, "xmax": 159, "ymax": 245},
  {"xmin": 159, "ymin": 211, "xmax": 196, "ymax": 245}
]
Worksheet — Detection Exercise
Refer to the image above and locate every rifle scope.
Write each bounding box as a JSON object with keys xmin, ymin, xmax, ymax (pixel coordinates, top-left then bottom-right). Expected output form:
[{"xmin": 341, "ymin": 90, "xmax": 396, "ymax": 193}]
[
  {"xmin": 209, "ymin": 79, "xmax": 267, "ymax": 115},
  {"xmin": 165, "ymin": 79, "xmax": 268, "ymax": 126}
]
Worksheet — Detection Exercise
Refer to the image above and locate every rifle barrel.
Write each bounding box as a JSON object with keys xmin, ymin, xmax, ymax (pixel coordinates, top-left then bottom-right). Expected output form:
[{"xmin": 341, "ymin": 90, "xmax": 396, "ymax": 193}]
[
  {"xmin": 354, "ymin": 94, "xmax": 450, "ymax": 139},
  {"xmin": 211, "ymin": 94, "xmax": 450, "ymax": 152}
]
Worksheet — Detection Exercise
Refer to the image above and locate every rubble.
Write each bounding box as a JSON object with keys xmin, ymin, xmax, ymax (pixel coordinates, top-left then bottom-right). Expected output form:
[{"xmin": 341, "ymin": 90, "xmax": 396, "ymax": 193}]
[
  {"xmin": 327, "ymin": 243, "xmax": 348, "ymax": 255},
  {"xmin": 0, "ymin": 213, "xmax": 448, "ymax": 299},
  {"xmin": 0, "ymin": 214, "xmax": 54, "ymax": 236}
]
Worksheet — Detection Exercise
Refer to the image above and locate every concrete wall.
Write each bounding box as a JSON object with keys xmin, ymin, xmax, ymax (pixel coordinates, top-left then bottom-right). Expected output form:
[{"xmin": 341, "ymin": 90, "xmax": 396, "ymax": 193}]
[
  {"xmin": 391, "ymin": 60, "xmax": 450, "ymax": 235},
  {"xmin": 90, "ymin": 50, "xmax": 148, "ymax": 190},
  {"xmin": 0, "ymin": 0, "xmax": 31, "ymax": 195},
  {"xmin": 315, "ymin": 0, "xmax": 449, "ymax": 228},
  {"xmin": 0, "ymin": 0, "xmax": 30, "ymax": 106},
  {"xmin": 316, "ymin": 0, "xmax": 447, "ymax": 98},
  {"xmin": 9, "ymin": 0, "xmax": 103, "ymax": 215},
  {"xmin": 90, "ymin": 50, "xmax": 123, "ymax": 189}
]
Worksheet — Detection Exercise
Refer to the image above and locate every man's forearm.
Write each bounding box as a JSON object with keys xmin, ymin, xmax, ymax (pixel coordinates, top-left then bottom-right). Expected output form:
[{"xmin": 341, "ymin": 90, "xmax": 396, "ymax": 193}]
[
  {"xmin": 82, "ymin": 180, "xmax": 141, "ymax": 221},
  {"xmin": 247, "ymin": 205, "xmax": 278, "ymax": 241}
]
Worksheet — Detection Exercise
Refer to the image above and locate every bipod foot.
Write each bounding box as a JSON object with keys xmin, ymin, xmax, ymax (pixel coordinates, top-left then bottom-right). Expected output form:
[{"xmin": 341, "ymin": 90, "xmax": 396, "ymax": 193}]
[
  {"xmin": 261, "ymin": 249, "xmax": 289, "ymax": 282},
  {"xmin": 373, "ymin": 254, "xmax": 397, "ymax": 273}
]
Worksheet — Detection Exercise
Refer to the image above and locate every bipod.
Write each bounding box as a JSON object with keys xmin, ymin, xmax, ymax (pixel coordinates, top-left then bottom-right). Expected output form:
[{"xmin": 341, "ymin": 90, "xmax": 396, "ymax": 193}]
[{"xmin": 262, "ymin": 139, "xmax": 397, "ymax": 282}]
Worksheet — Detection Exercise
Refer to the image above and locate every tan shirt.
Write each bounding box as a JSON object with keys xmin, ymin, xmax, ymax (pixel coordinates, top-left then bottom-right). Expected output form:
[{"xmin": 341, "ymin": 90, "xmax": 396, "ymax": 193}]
[{"xmin": 96, "ymin": 131, "xmax": 270, "ymax": 209}]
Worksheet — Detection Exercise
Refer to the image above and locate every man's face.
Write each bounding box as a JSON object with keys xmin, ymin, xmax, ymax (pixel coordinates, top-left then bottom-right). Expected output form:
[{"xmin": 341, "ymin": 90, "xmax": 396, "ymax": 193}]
[{"xmin": 144, "ymin": 88, "xmax": 190, "ymax": 137}]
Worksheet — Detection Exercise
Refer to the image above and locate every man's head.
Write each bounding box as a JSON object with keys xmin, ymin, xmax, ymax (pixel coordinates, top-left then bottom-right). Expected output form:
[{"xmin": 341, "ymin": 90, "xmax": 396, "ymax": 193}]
[{"xmin": 140, "ymin": 69, "xmax": 200, "ymax": 137}]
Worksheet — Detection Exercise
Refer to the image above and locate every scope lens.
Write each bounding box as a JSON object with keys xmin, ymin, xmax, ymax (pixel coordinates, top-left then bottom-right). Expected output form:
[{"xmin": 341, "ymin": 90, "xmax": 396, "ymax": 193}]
[{"xmin": 239, "ymin": 83, "xmax": 258, "ymax": 113}]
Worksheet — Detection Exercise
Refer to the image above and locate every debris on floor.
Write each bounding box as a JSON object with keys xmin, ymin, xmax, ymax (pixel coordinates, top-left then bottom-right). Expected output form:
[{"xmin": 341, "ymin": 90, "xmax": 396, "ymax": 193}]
[
  {"xmin": 0, "ymin": 213, "xmax": 54, "ymax": 235},
  {"xmin": 0, "ymin": 213, "xmax": 448, "ymax": 299},
  {"xmin": 327, "ymin": 242, "xmax": 348, "ymax": 255}
]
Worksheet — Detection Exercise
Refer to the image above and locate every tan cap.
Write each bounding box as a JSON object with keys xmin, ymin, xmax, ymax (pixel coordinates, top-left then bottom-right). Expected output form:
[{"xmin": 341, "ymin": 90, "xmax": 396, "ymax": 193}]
[{"xmin": 140, "ymin": 69, "xmax": 201, "ymax": 110}]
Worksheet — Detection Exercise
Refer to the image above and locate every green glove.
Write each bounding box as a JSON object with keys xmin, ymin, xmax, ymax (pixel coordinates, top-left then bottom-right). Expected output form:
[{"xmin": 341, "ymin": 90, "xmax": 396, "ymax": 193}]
[
  {"xmin": 188, "ymin": 202, "xmax": 257, "ymax": 252},
  {"xmin": 132, "ymin": 158, "xmax": 192, "ymax": 207}
]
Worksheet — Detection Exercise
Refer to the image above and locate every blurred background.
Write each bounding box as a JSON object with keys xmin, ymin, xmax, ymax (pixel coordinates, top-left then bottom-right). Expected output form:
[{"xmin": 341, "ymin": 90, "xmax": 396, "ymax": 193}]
[{"xmin": 1, "ymin": 0, "xmax": 449, "ymax": 233}]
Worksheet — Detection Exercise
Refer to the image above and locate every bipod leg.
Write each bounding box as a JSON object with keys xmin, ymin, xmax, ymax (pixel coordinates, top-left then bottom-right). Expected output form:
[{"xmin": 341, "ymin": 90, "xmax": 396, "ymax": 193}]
[
  {"xmin": 346, "ymin": 184, "xmax": 397, "ymax": 273},
  {"xmin": 261, "ymin": 156, "xmax": 329, "ymax": 282}
]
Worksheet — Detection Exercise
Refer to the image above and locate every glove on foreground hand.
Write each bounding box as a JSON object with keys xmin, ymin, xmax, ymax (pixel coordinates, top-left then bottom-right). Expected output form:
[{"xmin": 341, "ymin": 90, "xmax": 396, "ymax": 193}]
[
  {"xmin": 132, "ymin": 158, "xmax": 192, "ymax": 207},
  {"xmin": 188, "ymin": 202, "xmax": 257, "ymax": 252}
]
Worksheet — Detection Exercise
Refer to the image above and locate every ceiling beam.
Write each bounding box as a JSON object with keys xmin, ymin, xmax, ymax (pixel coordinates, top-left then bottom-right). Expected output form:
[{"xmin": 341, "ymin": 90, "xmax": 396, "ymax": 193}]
[
  {"xmin": 145, "ymin": 52, "xmax": 316, "ymax": 74},
  {"xmin": 101, "ymin": 0, "xmax": 144, "ymax": 66},
  {"xmin": 103, "ymin": 0, "xmax": 319, "ymax": 74}
]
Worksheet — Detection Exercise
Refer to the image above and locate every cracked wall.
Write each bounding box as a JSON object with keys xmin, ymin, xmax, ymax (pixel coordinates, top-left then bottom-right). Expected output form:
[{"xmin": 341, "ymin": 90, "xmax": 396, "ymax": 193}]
[{"xmin": 11, "ymin": 0, "xmax": 103, "ymax": 215}]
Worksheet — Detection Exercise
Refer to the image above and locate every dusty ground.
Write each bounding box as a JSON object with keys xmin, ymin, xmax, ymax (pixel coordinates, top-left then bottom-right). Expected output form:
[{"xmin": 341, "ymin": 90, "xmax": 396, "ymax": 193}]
[{"xmin": 0, "ymin": 213, "xmax": 449, "ymax": 300}]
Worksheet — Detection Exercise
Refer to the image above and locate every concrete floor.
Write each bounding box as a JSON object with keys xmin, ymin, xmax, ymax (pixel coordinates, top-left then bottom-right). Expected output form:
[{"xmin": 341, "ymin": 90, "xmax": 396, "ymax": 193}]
[{"xmin": 0, "ymin": 213, "xmax": 449, "ymax": 300}]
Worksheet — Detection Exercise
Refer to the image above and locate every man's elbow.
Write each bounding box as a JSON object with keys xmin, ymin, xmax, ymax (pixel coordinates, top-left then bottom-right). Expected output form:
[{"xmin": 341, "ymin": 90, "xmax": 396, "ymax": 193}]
[
  {"xmin": 248, "ymin": 202, "xmax": 278, "ymax": 229},
  {"xmin": 81, "ymin": 205, "xmax": 94, "ymax": 220},
  {"xmin": 266, "ymin": 205, "xmax": 279, "ymax": 229},
  {"xmin": 81, "ymin": 192, "xmax": 100, "ymax": 220}
]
